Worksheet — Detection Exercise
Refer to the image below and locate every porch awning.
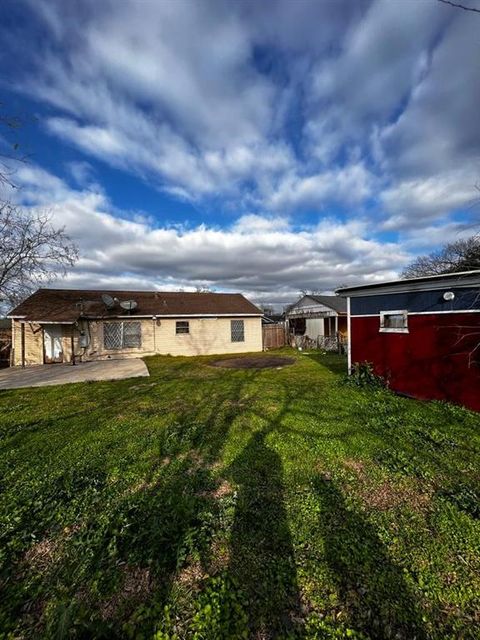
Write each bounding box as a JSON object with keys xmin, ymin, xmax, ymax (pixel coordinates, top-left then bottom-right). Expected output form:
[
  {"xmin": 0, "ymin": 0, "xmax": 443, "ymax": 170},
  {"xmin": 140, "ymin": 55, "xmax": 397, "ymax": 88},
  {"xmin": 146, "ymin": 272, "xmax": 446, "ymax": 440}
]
[{"xmin": 287, "ymin": 309, "xmax": 337, "ymax": 319}]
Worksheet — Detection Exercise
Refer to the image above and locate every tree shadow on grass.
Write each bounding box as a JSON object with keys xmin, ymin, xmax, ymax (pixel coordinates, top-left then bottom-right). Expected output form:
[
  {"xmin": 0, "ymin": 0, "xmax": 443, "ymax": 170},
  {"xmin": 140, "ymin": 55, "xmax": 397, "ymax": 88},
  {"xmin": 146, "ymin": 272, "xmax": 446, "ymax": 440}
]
[
  {"xmin": 226, "ymin": 430, "xmax": 303, "ymax": 639},
  {"xmin": 312, "ymin": 476, "xmax": 427, "ymax": 640}
]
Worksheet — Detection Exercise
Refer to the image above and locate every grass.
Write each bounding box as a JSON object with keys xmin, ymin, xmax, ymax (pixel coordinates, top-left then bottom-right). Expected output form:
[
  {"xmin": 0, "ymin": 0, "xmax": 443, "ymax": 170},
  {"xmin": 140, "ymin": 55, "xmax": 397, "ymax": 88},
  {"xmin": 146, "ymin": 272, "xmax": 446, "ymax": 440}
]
[{"xmin": 0, "ymin": 349, "xmax": 479, "ymax": 639}]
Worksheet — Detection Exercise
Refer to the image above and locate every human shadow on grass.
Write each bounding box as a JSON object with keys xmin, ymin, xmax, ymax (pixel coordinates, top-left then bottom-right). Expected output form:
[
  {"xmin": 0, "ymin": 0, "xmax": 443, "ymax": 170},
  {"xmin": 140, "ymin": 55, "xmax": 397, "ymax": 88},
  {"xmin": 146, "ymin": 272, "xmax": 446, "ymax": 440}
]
[
  {"xmin": 226, "ymin": 430, "xmax": 303, "ymax": 639},
  {"xmin": 312, "ymin": 475, "xmax": 427, "ymax": 640},
  {"xmin": 10, "ymin": 373, "xmax": 260, "ymax": 639}
]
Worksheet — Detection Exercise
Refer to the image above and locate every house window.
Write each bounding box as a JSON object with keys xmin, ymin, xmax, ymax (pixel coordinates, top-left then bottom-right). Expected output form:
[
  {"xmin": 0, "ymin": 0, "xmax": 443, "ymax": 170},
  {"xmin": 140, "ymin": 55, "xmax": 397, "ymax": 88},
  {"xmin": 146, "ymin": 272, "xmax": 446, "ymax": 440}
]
[
  {"xmin": 231, "ymin": 319, "xmax": 245, "ymax": 342},
  {"xmin": 104, "ymin": 321, "xmax": 142, "ymax": 349},
  {"xmin": 379, "ymin": 310, "xmax": 408, "ymax": 333},
  {"xmin": 176, "ymin": 321, "xmax": 190, "ymax": 334}
]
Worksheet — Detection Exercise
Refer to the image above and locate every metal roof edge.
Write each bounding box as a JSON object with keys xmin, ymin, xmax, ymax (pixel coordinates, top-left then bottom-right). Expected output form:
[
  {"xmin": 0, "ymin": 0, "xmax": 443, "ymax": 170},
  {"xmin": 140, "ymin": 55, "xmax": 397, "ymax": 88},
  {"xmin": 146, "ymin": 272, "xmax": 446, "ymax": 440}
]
[{"xmin": 336, "ymin": 270, "xmax": 480, "ymax": 297}]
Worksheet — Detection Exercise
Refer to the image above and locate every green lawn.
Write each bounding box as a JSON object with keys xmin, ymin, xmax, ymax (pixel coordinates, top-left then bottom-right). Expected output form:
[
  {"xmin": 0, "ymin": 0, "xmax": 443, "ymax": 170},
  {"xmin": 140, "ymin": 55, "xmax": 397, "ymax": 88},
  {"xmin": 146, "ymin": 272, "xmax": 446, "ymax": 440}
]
[{"xmin": 0, "ymin": 350, "xmax": 479, "ymax": 639}]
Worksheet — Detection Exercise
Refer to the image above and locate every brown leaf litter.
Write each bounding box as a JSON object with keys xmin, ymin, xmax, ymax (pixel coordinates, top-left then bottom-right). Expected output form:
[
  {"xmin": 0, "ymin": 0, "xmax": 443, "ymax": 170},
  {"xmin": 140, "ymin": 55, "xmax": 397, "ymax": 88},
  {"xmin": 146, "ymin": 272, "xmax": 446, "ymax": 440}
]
[
  {"xmin": 343, "ymin": 459, "xmax": 432, "ymax": 512},
  {"xmin": 100, "ymin": 564, "xmax": 153, "ymax": 621},
  {"xmin": 23, "ymin": 523, "xmax": 81, "ymax": 573}
]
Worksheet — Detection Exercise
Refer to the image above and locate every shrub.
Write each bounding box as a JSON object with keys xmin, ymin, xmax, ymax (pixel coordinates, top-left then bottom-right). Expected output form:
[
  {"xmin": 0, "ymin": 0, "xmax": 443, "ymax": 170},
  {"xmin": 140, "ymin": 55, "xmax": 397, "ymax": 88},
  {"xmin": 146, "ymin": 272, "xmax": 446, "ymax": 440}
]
[{"xmin": 344, "ymin": 362, "xmax": 386, "ymax": 388}]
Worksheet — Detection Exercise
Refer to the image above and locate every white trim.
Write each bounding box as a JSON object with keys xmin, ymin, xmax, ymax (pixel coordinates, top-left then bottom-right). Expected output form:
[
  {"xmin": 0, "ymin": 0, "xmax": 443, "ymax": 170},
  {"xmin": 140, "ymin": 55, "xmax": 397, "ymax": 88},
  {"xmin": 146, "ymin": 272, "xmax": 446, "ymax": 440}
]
[
  {"xmin": 97, "ymin": 313, "xmax": 262, "ymax": 319},
  {"xmin": 351, "ymin": 309, "xmax": 480, "ymax": 318},
  {"xmin": 17, "ymin": 320, "xmax": 75, "ymax": 325},
  {"xmin": 119, "ymin": 313, "xmax": 263, "ymax": 318},
  {"xmin": 337, "ymin": 270, "xmax": 480, "ymax": 296},
  {"xmin": 347, "ymin": 297, "xmax": 351, "ymax": 373}
]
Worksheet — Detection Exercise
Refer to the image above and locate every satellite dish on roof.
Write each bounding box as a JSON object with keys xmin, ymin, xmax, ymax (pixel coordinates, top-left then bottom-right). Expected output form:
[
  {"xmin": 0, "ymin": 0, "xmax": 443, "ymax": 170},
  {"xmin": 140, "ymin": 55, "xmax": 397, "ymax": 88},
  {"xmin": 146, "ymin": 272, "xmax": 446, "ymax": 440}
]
[
  {"xmin": 102, "ymin": 294, "xmax": 116, "ymax": 309},
  {"xmin": 120, "ymin": 300, "xmax": 138, "ymax": 312}
]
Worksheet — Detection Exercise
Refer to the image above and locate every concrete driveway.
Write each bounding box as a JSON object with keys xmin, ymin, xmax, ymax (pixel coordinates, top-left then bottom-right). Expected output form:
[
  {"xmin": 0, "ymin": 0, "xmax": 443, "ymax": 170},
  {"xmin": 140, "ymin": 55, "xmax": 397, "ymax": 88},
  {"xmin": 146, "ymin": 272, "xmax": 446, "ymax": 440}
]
[{"xmin": 0, "ymin": 359, "xmax": 150, "ymax": 390}]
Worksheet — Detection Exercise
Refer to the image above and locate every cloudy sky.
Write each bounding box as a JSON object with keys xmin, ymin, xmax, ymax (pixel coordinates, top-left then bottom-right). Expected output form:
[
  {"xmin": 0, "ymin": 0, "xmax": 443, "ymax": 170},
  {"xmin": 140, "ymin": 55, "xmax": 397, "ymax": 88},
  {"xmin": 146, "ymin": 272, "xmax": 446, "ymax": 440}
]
[{"xmin": 1, "ymin": 0, "xmax": 479, "ymax": 308}]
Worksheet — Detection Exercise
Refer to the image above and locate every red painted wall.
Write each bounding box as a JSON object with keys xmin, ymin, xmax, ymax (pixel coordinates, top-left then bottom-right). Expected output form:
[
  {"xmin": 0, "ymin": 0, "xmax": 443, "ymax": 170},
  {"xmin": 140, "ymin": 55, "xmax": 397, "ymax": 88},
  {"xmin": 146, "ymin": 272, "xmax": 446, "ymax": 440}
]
[{"xmin": 351, "ymin": 313, "xmax": 480, "ymax": 412}]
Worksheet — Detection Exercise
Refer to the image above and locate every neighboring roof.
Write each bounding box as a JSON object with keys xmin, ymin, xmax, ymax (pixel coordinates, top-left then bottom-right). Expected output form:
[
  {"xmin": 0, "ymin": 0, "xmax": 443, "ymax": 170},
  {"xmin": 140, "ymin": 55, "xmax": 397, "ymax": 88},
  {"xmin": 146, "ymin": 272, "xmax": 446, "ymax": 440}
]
[
  {"xmin": 262, "ymin": 313, "xmax": 285, "ymax": 324},
  {"xmin": 285, "ymin": 294, "xmax": 347, "ymax": 315},
  {"xmin": 8, "ymin": 288, "xmax": 263, "ymax": 323},
  {"xmin": 336, "ymin": 270, "xmax": 480, "ymax": 297},
  {"xmin": 306, "ymin": 294, "xmax": 347, "ymax": 314}
]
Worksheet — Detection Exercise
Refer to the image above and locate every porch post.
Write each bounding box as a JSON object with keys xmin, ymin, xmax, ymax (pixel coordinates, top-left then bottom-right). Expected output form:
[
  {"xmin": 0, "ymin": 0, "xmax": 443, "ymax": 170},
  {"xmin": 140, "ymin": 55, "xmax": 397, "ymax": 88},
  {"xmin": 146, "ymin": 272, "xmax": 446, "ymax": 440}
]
[{"xmin": 335, "ymin": 315, "xmax": 339, "ymax": 352}]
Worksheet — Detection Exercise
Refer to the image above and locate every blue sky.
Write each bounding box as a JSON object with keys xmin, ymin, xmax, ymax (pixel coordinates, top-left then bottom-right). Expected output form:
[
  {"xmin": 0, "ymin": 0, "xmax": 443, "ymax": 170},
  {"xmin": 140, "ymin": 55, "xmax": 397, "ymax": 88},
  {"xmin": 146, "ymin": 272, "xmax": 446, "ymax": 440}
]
[{"xmin": 1, "ymin": 0, "xmax": 479, "ymax": 307}]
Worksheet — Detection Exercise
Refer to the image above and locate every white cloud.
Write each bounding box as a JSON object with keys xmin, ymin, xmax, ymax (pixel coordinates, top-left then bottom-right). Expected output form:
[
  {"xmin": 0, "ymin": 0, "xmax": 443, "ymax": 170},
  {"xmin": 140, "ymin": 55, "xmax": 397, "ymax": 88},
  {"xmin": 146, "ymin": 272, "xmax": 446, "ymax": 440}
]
[
  {"xmin": 265, "ymin": 163, "xmax": 374, "ymax": 212},
  {"xmin": 380, "ymin": 170, "xmax": 479, "ymax": 230},
  {"xmin": 13, "ymin": 166, "xmax": 410, "ymax": 307},
  {"xmin": 3, "ymin": 0, "xmax": 479, "ymax": 265}
]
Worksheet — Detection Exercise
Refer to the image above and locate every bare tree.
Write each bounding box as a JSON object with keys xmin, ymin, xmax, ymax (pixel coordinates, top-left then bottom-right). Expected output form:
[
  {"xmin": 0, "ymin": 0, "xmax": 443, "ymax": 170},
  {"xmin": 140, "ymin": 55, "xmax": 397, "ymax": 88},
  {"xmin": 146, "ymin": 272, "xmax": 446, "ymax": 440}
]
[
  {"xmin": 0, "ymin": 104, "xmax": 27, "ymax": 190},
  {"xmin": 402, "ymin": 235, "xmax": 480, "ymax": 278},
  {"xmin": 437, "ymin": 0, "xmax": 480, "ymax": 14},
  {"xmin": 0, "ymin": 202, "xmax": 79, "ymax": 310}
]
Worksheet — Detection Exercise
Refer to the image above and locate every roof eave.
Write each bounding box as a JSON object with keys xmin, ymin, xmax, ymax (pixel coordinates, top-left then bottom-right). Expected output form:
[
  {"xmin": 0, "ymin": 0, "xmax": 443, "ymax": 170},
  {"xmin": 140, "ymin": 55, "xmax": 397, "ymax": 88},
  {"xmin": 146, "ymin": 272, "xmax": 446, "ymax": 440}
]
[{"xmin": 336, "ymin": 270, "xmax": 480, "ymax": 297}]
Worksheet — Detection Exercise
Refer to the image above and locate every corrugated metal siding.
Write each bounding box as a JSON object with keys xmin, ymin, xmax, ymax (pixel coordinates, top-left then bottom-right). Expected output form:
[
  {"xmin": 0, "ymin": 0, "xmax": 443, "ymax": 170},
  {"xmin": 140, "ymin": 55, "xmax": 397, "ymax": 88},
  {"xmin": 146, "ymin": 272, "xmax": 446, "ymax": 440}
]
[
  {"xmin": 350, "ymin": 287, "xmax": 480, "ymax": 316},
  {"xmin": 351, "ymin": 313, "xmax": 480, "ymax": 411}
]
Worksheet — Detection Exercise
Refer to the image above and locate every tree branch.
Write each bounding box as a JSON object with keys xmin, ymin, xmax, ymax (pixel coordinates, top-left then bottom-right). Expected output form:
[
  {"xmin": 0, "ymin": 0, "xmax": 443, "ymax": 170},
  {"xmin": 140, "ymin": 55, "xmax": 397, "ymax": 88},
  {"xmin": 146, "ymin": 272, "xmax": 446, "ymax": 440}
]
[{"xmin": 438, "ymin": 0, "xmax": 480, "ymax": 13}]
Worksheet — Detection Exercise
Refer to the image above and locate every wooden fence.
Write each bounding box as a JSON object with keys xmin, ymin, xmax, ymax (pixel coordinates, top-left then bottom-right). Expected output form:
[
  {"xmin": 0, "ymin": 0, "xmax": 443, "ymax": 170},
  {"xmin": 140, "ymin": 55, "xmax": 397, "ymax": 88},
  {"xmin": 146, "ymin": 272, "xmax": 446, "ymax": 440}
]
[{"xmin": 262, "ymin": 324, "xmax": 286, "ymax": 349}]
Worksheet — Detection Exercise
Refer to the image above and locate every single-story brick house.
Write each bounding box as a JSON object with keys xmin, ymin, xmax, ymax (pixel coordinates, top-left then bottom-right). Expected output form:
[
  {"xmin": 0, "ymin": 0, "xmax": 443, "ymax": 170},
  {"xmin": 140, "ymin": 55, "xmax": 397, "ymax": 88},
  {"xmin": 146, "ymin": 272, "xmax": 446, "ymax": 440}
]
[
  {"xmin": 337, "ymin": 270, "xmax": 480, "ymax": 412},
  {"xmin": 8, "ymin": 288, "xmax": 264, "ymax": 366}
]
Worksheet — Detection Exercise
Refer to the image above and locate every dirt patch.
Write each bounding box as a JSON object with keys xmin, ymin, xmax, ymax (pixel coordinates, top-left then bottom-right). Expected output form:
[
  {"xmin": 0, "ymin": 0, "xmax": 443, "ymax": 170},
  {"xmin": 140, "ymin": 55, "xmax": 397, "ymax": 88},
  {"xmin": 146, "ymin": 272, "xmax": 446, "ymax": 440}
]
[
  {"xmin": 210, "ymin": 356, "xmax": 295, "ymax": 370},
  {"xmin": 211, "ymin": 480, "xmax": 234, "ymax": 499},
  {"xmin": 209, "ymin": 539, "xmax": 231, "ymax": 574},
  {"xmin": 24, "ymin": 538, "xmax": 60, "ymax": 573},
  {"xmin": 24, "ymin": 524, "xmax": 81, "ymax": 573},
  {"xmin": 176, "ymin": 560, "xmax": 206, "ymax": 591},
  {"xmin": 361, "ymin": 479, "xmax": 432, "ymax": 512},
  {"xmin": 343, "ymin": 459, "xmax": 366, "ymax": 475},
  {"xmin": 199, "ymin": 479, "xmax": 234, "ymax": 500},
  {"xmin": 101, "ymin": 565, "xmax": 153, "ymax": 621},
  {"xmin": 343, "ymin": 459, "xmax": 432, "ymax": 512}
]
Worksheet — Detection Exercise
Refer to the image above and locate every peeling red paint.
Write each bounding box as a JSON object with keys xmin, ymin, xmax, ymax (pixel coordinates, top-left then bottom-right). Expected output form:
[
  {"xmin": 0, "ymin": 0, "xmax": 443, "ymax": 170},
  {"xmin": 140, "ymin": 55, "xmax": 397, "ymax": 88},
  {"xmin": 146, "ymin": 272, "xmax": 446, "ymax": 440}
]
[{"xmin": 351, "ymin": 313, "xmax": 480, "ymax": 412}]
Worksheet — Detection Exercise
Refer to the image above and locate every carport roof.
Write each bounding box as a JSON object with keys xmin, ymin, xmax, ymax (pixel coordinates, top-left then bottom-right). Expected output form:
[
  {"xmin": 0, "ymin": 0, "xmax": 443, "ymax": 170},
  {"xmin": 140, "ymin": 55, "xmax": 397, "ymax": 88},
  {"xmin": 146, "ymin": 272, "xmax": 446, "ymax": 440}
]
[{"xmin": 8, "ymin": 288, "xmax": 263, "ymax": 323}]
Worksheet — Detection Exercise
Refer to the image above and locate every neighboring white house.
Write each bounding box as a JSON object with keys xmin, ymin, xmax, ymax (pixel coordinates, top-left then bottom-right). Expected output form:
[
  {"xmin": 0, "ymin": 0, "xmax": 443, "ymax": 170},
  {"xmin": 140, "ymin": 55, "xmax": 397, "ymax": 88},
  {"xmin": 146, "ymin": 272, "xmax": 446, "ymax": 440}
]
[{"xmin": 285, "ymin": 295, "xmax": 347, "ymax": 344}]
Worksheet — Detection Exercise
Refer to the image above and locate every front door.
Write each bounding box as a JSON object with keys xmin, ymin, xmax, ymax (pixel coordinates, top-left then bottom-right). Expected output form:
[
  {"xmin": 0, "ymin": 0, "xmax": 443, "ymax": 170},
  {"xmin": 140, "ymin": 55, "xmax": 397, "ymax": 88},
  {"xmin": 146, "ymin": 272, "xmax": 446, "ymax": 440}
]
[{"xmin": 43, "ymin": 325, "xmax": 63, "ymax": 363}]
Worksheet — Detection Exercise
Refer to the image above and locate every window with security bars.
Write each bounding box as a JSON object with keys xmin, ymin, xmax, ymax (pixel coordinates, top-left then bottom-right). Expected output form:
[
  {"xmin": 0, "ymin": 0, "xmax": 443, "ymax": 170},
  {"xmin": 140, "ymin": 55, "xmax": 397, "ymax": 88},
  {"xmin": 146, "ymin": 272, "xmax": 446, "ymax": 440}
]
[
  {"xmin": 231, "ymin": 319, "xmax": 245, "ymax": 342},
  {"xmin": 104, "ymin": 321, "xmax": 142, "ymax": 349},
  {"xmin": 176, "ymin": 321, "xmax": 190, "ymax": 334}
]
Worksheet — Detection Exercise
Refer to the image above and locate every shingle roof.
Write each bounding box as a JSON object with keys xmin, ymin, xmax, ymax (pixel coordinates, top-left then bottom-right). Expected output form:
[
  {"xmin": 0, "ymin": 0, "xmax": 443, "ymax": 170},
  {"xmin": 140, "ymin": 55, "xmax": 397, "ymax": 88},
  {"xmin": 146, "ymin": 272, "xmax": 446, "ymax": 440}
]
[
  {"xmin": 305, "ymin": 295, "xmax": 347, "ymax": 314},
  {"xmin": 8, "ymin": 288, "xmax": 263, "ymax": 322}
]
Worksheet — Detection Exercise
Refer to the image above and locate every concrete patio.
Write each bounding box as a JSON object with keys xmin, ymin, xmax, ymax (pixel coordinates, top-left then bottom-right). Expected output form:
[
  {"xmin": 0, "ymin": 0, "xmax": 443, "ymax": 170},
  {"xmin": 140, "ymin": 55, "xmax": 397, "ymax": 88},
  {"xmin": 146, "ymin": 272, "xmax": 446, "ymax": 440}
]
[{"xmin": 0, "ymin": 359, "xmax": 150, "ymax": 390}]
